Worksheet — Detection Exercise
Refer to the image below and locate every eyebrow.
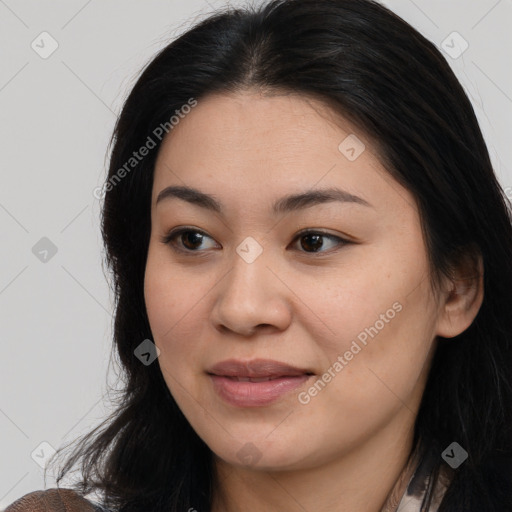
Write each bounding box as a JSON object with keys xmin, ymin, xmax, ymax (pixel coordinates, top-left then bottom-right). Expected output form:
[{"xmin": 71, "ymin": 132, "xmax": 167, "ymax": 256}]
[{"xmin": 155, "ymin": 185, "xmax": 372, "ymax": 215}]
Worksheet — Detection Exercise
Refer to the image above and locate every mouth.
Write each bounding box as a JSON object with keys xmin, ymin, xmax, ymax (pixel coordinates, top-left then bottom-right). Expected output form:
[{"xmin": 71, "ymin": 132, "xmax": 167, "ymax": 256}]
[
  {"xmin": 223, "ymin": 375, "xmax": 300, "ymax": 382},
  {"xmin": 207, "ymin": 358, "xmax": 314, "ymax": 378},
  {"xmin": 207, "ymin": 358, "xmax": 315, "ymax": 407}
]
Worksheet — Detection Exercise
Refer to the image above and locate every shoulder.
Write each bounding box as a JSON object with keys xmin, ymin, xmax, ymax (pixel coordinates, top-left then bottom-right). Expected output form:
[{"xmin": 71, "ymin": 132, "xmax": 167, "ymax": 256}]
[{"xmin": 3, "ymin": 488, "xmax": 106, "ymax": 512}]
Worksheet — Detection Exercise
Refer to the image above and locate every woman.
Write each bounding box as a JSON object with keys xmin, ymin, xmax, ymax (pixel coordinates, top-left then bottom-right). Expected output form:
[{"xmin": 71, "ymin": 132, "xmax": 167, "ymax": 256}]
[{"xmin": 6, "ymin": 0, "xmax": 512, "ymax": 510}]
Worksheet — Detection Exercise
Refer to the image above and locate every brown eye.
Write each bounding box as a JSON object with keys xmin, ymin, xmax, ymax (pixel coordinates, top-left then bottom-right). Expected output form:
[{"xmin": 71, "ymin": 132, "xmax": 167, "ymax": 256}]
[
  {"xmin": 180, "ymin": 231, "xmax": 205, "ymax": 250},
  {"xmin": 161, "ymin": 228, "xmax": 218, "ymax": 254},
  {"xmin": 160, "ymin": 228, "xmax": 349, "ymax": 256},
  {"xmin": 299, "ymin": 233, "xmax": 324, "ymax": 252},
  {"xmin": 292, "ymin": 231, "xmax": 348, "ymax": 254}
]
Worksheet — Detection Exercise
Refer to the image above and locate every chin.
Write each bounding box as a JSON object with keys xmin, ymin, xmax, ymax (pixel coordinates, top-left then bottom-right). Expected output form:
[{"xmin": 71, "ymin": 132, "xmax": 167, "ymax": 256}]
[{"xmin": 207, "ymin": 434, "xmax": 316, "ymax": 472}]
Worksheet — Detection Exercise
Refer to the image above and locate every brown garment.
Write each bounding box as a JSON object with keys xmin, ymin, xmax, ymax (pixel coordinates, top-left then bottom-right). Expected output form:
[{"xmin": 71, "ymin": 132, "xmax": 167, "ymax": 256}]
[{"xmin": 3, "ymin": 488, "xmax": 100, "ymax": 512}]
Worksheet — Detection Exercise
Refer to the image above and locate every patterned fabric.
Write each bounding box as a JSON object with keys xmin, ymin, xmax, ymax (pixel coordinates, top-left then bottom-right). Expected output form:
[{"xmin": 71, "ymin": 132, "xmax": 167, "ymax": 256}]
[
  {"xmin": 3, "ymin": 488, "xmax": 99, "ymax": 512},
  {"xmin": 393, "ymin": 446, "xmax": 454, "ymax": 511}
]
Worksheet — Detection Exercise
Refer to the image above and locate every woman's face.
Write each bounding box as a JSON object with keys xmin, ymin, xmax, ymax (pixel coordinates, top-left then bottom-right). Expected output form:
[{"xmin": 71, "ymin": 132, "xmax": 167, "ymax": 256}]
[{"xmin": 144, "ymin": 90, "xmax": 447, "ymax": 471}]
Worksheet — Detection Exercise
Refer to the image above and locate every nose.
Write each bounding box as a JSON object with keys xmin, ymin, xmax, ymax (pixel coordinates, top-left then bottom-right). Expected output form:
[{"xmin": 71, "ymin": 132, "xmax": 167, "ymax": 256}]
[{"xmin": 210, "ymin": 247, "xmax": 292, "ymax": 337}]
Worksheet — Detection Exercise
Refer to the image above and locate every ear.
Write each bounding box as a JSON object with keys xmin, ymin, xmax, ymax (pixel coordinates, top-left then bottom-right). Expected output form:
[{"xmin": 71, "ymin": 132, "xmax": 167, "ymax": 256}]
[{"xmin": 435, "ymin": 248, "xmax": 484, "ymax": 338}]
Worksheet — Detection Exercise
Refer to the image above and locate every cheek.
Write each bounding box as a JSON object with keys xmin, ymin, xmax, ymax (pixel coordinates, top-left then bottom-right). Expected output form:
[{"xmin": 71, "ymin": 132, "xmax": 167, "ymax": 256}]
[
  {"xmin": 311, "ymin": 277, "xmax": 437, "ymax": 424},
  {"xmin": 144, "ymin": 244, "xmax": 202, "ymax": 337},
  {"xmin": 280, "ymin": 249, "xmax": 416, "ymax": 355},
  {"xmin": 143, "ymin": 245, "xmax": 215, "ymax": 391},
  {"xmin": 298, "ymin": 245, "xmax": 437, "ymax": 403},
  {"xmin": 144, "ymin": 260, "xmax": 197, "ymax": 404}
]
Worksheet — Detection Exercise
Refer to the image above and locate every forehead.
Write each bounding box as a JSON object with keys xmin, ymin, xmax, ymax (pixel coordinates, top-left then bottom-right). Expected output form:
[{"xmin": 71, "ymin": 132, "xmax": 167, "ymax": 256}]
[
  {"xmin": 152, "ymin": 90, "xmax": 415, "ymax": 218},
  {"xmin": 156, "ymin": 90, "xmax": 359, "ymax": 161}
]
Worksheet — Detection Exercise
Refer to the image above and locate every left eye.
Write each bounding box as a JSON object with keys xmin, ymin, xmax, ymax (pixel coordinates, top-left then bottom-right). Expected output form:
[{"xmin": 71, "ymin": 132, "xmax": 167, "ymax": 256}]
[
  {"xmin": 293, "ymin": 231, "xmax": 346, "ymax": 253},
  {"xmin": 160, "ymin": 228, "xmax": 348, "ymax": 255}
]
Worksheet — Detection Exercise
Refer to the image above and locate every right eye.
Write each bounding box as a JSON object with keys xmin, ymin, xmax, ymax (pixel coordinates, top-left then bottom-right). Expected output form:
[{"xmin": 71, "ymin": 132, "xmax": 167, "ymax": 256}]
[{"xmin": 160, "ymin": 227, "xmax": 219, "ymax": 254}]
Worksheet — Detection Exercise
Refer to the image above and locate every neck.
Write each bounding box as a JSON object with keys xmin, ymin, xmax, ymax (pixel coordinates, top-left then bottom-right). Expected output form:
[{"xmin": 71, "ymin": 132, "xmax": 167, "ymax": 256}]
[{"xmin": 211, "ymin": 408, "xmax": 419, "ymax": 512}]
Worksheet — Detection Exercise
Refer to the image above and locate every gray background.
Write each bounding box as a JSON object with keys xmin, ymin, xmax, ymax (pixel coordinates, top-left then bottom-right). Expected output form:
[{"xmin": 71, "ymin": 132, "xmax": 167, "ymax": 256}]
[{"xmin": 1, "ymin": 0, "xmax": 510, "ymax": 508}]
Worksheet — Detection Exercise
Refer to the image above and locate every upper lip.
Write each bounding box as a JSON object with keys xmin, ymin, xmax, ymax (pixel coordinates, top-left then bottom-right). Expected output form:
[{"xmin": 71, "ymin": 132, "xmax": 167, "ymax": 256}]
[{"xmin": 207, "ymin": 358, "xmax": 313, "ymax": 378}]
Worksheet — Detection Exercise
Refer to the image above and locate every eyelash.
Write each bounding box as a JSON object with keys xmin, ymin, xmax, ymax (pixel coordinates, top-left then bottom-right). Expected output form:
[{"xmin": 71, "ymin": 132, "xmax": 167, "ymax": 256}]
[{"xmin": 159, "ymin": 227, "xmax": 350, "ymax": 256}]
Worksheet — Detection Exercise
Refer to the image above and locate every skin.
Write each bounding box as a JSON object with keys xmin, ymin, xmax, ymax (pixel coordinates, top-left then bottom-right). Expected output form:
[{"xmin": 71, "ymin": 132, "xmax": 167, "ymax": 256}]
[{"xmin": 143, "ymin": 90, "xmax": 483, "ymax": 512}]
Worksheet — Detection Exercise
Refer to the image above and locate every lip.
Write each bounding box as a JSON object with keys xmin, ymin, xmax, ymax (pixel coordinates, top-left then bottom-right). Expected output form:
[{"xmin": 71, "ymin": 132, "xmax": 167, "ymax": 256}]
[
  {"xmin": 208, "ymin": 358, "xmax": 312, "ymax": 378},
  {"xmin": 207, "ymin": 358, "xmax": 314, "ymax": 407}
]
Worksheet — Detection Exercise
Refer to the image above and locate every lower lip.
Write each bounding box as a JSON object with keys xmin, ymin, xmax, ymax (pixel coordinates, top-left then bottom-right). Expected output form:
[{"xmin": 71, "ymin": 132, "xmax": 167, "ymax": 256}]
[{"xmin": 209, "ymin": 374, "xmax": 312, "ymax": 407}]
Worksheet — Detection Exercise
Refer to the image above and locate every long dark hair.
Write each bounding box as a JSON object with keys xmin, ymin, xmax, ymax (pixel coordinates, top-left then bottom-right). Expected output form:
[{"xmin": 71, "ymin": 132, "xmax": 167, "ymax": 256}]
[{"xmin": 49, "ymin": 0, "xmax": 512, "ymax": 510}]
